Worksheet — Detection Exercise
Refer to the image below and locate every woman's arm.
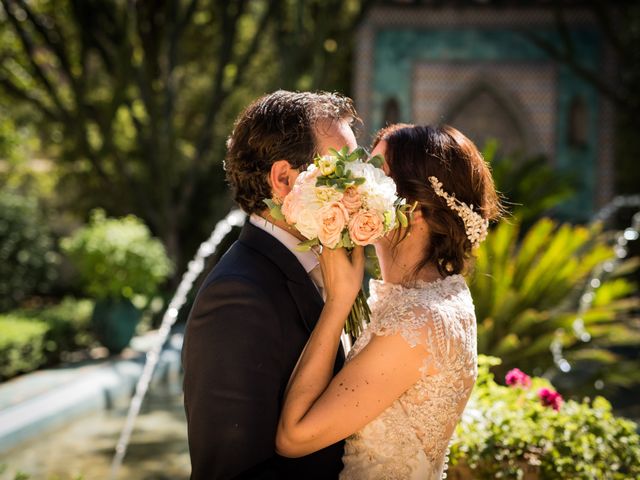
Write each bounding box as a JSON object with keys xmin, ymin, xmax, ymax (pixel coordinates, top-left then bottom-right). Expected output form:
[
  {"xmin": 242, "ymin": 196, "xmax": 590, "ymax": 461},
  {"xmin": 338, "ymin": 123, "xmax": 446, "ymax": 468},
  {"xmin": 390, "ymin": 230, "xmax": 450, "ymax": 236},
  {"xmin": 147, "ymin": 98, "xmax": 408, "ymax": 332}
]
[{"xmin": 276, "ymin": 247, "xmax": 428, "ymax": 457}]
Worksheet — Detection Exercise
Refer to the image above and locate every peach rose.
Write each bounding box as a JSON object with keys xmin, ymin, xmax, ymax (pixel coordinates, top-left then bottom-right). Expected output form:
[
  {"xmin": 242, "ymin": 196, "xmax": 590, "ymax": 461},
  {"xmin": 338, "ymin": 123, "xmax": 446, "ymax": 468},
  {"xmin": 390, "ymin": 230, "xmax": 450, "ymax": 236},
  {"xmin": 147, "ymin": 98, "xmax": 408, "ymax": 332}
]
[
  {"xmin": 348, "ymin": 210, "xmax": 384, "ymax": 246},
  {"xmin": 341, "ymin": 186, "xmax": 362, "ymax": 215},
  {"xmin": 317, "ymin": 202, "xmax": 349, "ymax": 248}
]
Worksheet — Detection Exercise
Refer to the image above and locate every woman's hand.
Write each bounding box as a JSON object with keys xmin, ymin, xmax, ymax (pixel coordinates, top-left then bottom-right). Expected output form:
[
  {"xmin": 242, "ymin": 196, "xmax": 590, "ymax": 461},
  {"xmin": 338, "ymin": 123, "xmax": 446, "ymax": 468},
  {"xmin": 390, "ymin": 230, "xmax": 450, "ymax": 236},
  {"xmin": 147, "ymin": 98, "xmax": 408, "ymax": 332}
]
[{"xmin": 319, "ymin": 246, "xmax": 365, "ymax": 308}]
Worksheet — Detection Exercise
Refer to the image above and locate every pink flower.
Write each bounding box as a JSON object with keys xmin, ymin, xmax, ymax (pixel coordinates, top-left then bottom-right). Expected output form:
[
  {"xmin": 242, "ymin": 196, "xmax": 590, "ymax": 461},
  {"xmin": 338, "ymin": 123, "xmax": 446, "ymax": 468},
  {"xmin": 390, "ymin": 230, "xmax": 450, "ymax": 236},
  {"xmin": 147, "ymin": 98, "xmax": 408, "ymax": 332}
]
[
  {"xmin": 538, "ymin": 387, "xmax": 563, "ymax": 411},
  {"xmin": 348, "ymin": 210, "xmax": 384, "ymax": 246},
  {"xmin": 341, "ymin": 186, "xmax": 363, "ymax": 215},
  {"xmin": 505, "ymin": 368, "xmax": 531, "ymax": 388},
  {"xmin": 317, "ymin": 202, "xmax": 349, "ymax": 248}
]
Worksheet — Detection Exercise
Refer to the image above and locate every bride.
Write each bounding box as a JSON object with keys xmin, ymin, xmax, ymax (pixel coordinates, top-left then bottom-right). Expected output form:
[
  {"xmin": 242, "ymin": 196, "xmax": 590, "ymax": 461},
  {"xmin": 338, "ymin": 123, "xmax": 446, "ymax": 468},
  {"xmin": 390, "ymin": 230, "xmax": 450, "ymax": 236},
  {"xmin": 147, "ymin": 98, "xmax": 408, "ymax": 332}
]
[{"xmin": 276, "ymin": 124, "xmax": 501, "ymax": 479}]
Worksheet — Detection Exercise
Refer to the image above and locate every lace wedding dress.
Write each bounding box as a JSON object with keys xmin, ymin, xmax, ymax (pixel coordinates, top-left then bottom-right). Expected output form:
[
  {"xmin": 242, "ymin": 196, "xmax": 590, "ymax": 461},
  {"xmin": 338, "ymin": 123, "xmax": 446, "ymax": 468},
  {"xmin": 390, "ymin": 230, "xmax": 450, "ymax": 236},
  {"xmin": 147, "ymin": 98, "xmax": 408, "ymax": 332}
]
[{"xmin": 340, "ymin": 275, "xmax": 478, "ymax": 480}]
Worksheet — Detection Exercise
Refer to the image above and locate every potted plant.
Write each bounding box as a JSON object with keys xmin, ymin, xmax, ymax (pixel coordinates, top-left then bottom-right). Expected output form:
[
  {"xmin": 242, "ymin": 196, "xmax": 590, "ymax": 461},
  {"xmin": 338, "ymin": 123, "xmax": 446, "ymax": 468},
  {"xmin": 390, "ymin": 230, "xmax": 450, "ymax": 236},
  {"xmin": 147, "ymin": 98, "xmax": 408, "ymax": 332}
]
[{"xmin": 61, "ymin": 210, "xmax": 172, "ymax": 353}]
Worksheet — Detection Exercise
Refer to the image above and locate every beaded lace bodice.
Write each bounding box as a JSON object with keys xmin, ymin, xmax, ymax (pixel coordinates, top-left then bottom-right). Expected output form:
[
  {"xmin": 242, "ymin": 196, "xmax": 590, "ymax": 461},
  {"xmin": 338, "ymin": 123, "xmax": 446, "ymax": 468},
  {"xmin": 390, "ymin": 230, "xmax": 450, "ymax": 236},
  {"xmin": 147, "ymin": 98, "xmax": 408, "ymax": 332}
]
[{"xmin": 340, "ymin": 275, "xmax": 478, "ymax": 480}]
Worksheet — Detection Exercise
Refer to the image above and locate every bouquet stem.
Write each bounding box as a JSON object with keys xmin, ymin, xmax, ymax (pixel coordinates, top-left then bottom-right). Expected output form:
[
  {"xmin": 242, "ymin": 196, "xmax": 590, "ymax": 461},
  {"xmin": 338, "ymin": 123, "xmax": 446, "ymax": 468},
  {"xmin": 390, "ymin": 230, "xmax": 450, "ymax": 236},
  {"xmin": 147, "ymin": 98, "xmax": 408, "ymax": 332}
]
[{"xmin": 345, "ymin": 288, "xmax": 371, "ymax": 338}]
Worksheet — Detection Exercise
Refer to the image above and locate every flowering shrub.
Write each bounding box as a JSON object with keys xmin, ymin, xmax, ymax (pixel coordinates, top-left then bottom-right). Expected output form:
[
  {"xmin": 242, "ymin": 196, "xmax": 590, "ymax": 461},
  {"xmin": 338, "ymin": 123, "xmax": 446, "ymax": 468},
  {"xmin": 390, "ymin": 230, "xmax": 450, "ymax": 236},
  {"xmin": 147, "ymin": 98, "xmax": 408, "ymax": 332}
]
[
  {"xmin": 538, "ymin": 387, "xmax": 563, "ymax": 412},
  {"xmin": 505, "ymin": 368, "xmax": 531, "ymax": 388},
  {"xmin": 448, "ymin": 355, "xmax": 640, "ymax": 479}
]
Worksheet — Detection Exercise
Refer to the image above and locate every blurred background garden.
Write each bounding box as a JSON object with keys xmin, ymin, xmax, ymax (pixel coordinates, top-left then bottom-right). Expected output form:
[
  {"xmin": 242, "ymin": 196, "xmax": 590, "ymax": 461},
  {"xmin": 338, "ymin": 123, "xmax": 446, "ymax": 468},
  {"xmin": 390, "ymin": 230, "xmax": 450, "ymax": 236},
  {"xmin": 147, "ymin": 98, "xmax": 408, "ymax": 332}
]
[{"xmin": 0, "ymin": 0, "xmax": 639, "ymax": 479}]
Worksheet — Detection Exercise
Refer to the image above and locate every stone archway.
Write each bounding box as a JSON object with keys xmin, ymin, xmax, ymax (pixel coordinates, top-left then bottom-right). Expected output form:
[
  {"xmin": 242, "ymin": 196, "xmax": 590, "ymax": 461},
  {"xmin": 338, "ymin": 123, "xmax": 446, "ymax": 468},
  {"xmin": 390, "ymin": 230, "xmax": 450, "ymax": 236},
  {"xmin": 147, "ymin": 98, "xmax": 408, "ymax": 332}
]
[
  {"xmin": 441, "ymin": 78, "xmax": 533, "ymax": 157},
  {"xmin": 412, "ymin": 63, "xmax": 555, "ymax": 161}
]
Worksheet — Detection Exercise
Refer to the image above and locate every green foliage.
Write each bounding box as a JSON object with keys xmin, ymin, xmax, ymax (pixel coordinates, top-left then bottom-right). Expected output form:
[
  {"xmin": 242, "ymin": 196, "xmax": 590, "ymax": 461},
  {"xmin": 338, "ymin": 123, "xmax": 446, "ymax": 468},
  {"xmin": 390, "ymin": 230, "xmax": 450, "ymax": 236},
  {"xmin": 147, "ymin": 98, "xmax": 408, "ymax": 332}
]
[
  {"xmin": 60, "ymin": 210, "xmax": 173, "ymax": 301},
  {"xmin": 28, "ymin": 297, "xmax": 96, "ymax": 358},
  {"xmin": 0, "ymin": 314, "xmax": 49, "ymax": 379},
  {"xmin": 482, "ymin": 139, "xmax": 576, "ymax": 225},
  {"xmin": 449, "ymin": 356, "xmax": 640, "ymax": 479},
  {"xmin": 0, "ymin": 463, "xmax": 84, "ymax": 480},
  {"xmin": 0, "ymin": 0, "xmax": 372, "ymax": 275},
  {"xmin": 0, "ymin": 110, "xmax": 54, "ymax": 196},
  {"xmin": 0, "ymin": 298, "xmax": 95, "ymax": 380},
  {"xmin": 315, "ymin": 146, "xmax": 369, "ymax": 192},
  {"xmin": 0, "ymin": 190, "xmax": 60, "ymax": 312},
  {"xmin": 468, "ymin": 216, "xmax": 640, "ymax": 386}
]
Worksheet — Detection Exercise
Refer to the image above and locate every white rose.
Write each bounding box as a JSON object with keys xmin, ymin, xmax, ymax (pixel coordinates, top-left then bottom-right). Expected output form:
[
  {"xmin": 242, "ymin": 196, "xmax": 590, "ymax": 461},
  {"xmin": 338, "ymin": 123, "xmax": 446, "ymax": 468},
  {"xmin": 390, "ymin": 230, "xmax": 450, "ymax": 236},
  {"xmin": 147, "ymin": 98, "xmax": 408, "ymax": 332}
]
[{"xmin": 295, "ymin": 208, "xmax": 320, "ymax": 240}]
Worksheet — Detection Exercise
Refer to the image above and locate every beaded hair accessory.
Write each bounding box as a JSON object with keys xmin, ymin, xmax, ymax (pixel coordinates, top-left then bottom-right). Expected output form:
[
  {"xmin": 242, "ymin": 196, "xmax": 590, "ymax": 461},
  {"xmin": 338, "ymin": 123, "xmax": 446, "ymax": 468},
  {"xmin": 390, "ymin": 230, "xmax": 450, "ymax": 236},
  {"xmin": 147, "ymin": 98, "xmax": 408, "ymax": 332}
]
[{"xmin": 428, "ymin": 176, "xmax": 489, "ymax": 248}]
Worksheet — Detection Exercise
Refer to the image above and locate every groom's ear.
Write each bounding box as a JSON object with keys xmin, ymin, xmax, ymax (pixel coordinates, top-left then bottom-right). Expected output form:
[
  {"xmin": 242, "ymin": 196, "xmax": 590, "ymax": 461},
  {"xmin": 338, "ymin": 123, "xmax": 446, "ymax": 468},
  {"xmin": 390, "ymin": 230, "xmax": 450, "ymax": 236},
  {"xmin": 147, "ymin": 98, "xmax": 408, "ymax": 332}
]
[{"xmin": 269, "ymin": 160, "xmax": 296, "ymax": 200}]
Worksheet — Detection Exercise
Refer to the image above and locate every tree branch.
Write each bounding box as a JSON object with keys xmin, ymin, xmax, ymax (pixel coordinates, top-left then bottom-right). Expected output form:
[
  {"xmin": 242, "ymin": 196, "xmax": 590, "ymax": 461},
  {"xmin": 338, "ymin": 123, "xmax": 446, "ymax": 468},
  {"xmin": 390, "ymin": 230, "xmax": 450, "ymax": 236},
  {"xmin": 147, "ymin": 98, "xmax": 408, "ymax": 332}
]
[
  {"xmin": 2, "ymin": 0, "xmax": 70, "ymax": 118},
  {"xmin": 175, "ymin": 0, "xmax": 257, "ymax": 218},
  {"xmin": 230, "ymin": 0, "xmax": 276, "ymax": 91},
  {"xmin": 193, "ymin": 0, "xmax": 247, "ymax": 159},
  {"xmin": 13, "ymin": 0, "xmax": 76, "ymax": 87},
  {"xmin": 0, "ymin": 74, "xmax": 60, "ymax": 121}
]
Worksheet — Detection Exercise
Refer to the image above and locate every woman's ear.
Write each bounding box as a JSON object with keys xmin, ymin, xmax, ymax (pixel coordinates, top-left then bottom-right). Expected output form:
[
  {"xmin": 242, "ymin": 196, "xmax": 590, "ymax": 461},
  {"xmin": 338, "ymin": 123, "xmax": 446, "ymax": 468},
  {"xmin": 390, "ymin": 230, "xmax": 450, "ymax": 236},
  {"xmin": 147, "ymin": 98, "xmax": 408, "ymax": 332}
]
[
  {"xmin": 269, "ymin": 160, "xmax": 297, "ymax": 201},
  {"xmin": 410, "ymin": 206, "xmax": 425, "ymax": 224}
]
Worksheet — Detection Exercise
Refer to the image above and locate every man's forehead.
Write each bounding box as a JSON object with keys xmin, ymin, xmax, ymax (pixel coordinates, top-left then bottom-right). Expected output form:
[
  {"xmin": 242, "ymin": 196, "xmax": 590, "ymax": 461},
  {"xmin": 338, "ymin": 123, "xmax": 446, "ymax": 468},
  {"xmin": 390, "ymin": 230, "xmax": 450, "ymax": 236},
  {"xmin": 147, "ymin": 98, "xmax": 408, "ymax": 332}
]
[{"xmin": 314, "ymin": 117, "xmax": 355, "ymax": 138}]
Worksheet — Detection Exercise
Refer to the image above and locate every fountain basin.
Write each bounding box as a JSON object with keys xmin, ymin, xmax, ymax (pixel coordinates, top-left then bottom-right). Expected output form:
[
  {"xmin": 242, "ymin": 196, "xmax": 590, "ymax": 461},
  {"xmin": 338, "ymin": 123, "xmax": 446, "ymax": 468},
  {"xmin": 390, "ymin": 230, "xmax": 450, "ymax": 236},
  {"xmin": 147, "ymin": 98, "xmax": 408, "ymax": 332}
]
[{"xmin": 0, "ymin": 327, "xmax": 184, "ymax": 455}]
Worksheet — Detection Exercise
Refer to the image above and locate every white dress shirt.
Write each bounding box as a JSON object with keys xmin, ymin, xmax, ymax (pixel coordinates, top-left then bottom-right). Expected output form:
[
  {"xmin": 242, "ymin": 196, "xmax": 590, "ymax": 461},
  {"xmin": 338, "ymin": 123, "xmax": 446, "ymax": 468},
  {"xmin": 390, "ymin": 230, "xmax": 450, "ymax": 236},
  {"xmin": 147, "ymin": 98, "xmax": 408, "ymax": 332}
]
[{"xmin": 249, "ymin": 213, "xmax": 319, "ymax": 276}]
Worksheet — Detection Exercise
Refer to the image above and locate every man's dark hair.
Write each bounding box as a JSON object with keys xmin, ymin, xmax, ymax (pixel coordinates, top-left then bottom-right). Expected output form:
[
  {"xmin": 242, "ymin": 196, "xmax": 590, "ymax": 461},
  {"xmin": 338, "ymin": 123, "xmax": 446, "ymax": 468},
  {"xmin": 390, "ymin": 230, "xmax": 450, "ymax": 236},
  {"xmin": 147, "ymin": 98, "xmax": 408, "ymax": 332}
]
[{"xmin": 224, "ymin": 90, "xmax": 358, "ymax": 214}]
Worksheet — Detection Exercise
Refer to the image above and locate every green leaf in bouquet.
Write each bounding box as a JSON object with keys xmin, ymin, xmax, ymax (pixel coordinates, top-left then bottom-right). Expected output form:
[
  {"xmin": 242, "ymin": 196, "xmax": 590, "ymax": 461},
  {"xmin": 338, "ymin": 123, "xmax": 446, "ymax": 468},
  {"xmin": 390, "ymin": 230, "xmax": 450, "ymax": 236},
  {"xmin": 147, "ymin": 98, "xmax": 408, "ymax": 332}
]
[
  {"xmin": 335, "ymin": 162, "xmax": 345, "ymax": 177},
  {"xmin": 342, "ymin": 230, "xmax": 354, "ymax": 248},
  {"xmin": 384, "ymin": 210, "xmax": 396, "ymax": 229},
  {"xmin": 397, "ymin": 208, "xmax": 408, "ymax": 228},
  {"xmin": 263, "ymin": 198, "xmax": 285, "ymax": 221},
  {"xmin": 327, "ymin": 147, "xmax": 340, "ymax": 158},
  {"xmin": 368, "ymin": 154, "xmax": 384, "ymax": 169},
  {"xmin": 347, "ymin": 146, "xmax": 366, "ymax": 162},
  {"xmin": 295, "ymin": 237, "xmax": 320, "ymax": 252},
  {"xmin": 353, "ymin": 177, "xmax": 365, "ymax": 186},
  {"xmin": 345, "ymin": 289, "xmax": 371, "ymax": 337}
]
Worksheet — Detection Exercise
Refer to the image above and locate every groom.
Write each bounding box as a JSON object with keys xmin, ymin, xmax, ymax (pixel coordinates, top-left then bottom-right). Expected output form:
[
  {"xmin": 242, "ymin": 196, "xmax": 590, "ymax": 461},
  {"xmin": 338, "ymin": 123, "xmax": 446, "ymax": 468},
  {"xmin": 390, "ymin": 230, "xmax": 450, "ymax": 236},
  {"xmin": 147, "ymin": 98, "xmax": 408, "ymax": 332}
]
[{"xmin": 182, "ymin": 90, "xmax": 359, "ymax": 479}]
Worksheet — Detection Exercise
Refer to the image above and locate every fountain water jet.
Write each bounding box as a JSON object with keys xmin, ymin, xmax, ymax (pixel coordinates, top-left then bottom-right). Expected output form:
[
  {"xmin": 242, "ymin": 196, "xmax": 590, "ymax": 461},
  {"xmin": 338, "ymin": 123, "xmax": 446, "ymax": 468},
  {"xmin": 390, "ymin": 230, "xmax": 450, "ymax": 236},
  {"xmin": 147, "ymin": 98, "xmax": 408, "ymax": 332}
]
[{"xmin": 109, "ymin": 209, "xmax": 247, "ymax": 480}]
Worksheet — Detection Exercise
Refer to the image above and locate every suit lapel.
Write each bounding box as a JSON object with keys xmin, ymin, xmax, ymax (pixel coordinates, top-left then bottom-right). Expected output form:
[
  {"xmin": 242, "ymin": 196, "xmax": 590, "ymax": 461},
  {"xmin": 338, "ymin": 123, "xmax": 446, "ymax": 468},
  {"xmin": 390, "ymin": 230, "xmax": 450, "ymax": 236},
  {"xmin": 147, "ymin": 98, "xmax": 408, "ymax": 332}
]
[
  {"xmin": 287, "ymin": 279, "xmax": 324, "ymax": 333},
  {"xmin": 239, "ymin": 222, "xmax": 323, "ymax": 333},
  {"xmin": 238, "ymin": 222, "xmax": 346, "ymax": 364}
]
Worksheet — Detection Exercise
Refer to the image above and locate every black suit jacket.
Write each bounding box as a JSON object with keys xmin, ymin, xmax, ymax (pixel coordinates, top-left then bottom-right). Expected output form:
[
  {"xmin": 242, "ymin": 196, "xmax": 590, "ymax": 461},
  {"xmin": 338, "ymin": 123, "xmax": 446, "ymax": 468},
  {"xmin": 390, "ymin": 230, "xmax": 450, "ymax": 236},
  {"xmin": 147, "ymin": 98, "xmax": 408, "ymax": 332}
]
[{"xmin": 182, "ymin": 221, "xmax": 345, "ymax": 480}]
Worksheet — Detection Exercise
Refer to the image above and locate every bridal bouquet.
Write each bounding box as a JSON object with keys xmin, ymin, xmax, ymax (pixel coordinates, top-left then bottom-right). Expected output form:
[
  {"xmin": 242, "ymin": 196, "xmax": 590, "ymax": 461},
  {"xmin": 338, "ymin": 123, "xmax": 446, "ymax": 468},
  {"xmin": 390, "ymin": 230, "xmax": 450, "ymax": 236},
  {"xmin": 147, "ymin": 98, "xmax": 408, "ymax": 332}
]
[{"xmin": 265, "ymin": 146, "xmax": 411, "ymax": 336}]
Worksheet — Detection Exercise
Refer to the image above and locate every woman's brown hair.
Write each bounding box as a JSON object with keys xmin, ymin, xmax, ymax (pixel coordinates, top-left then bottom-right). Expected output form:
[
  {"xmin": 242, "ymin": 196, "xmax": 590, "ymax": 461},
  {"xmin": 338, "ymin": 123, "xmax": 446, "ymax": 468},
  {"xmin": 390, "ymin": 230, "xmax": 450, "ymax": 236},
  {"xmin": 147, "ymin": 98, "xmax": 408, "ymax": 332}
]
[{"xmin": 372, "ymin": 124, "xmax": 502, "ymax": 278}]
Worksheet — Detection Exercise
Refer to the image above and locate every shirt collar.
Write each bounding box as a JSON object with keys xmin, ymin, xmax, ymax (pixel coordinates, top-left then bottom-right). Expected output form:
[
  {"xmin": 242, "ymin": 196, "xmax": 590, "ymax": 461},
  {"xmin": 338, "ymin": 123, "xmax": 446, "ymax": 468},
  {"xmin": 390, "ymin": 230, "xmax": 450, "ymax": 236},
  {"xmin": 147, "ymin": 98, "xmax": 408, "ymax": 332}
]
[{"xmin": 249, "ymin": 214, "xmax": 318, "ymax": 273}]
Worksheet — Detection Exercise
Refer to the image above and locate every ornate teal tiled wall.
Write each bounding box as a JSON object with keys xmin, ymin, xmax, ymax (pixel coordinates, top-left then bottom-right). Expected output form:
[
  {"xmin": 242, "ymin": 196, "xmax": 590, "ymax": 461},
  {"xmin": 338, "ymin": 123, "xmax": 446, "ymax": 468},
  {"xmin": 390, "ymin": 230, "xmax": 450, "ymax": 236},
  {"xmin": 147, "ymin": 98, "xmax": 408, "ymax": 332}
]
[{"xmin": 372, "ymin": 28, "xmax": 601, "ymax": 220}]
